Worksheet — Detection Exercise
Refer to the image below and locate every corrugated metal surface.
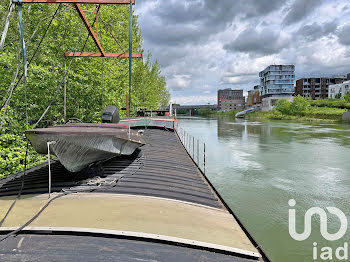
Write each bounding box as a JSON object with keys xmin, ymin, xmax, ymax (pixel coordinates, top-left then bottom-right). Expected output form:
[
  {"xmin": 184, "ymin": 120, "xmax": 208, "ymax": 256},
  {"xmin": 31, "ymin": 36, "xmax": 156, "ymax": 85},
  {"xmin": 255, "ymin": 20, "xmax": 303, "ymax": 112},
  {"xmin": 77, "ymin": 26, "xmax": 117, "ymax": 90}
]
[
  {"xmin": 0, "ymin": 129, "xmax": 222, "ymax": 209},
  {"xmin": 0, "ymin": 234, "xmax": 257, "ymax": 262}
]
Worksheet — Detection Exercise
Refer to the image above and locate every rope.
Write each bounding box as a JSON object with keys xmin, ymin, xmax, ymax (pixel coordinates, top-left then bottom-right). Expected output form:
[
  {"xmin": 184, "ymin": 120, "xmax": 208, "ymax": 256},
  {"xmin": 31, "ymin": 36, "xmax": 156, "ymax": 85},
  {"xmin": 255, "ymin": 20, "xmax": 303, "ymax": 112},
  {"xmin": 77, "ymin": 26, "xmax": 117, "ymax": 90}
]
[
  {"xmin": 87, "ymin": 176, "xmax": 117, "ymax": 186},
  {"xmin": 0, "ymin": 153, "xmax": 145, "ymax": 241},
  {"xmin": 0, "ymin": 191, "xmax": 70, "ymax": 242},
  {"xmin": 0, "ymin": 6, "xmax": 82, "ymax": 231}
]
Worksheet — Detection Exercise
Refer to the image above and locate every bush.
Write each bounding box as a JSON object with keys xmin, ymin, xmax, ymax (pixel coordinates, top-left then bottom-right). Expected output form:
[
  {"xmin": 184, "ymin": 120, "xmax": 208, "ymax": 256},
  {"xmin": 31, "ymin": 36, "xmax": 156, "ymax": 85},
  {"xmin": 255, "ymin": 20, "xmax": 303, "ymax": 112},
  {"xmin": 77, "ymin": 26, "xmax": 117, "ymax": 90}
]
[
  {"xmin": 345, "ymin": 93, "xmax": 350, "ymax": 103},
  {"xmin": 198, "ymin": 108, "xmax": 214, "ymax": 116},
  {"xmin": 272, "ymin": 96, "xmax": 346, "ymax": 120},
  {"xmin": 304, "ymin": 107, "xmax": 346, "ymax": 119},
  {"xmin": 0, "ymin": 107, "xmax": 46, "ymax": 178},
  {"xmin": 268, "ymin": 109, "xmax": 283, "ymax": 119},
  {"xmin": 275, "ymin": 96, "xmax": 310, "ymax": 116},
  {"xmin": 310, "ymin": 99, "xmax": 350, "ymax": 109},
  {"xmin": 290, "ymin": 96, "xmax": 309, "ymax": 115},
  {"xmin": 275, "ymin": 99, "xmax": 292, "ymax": 115}
]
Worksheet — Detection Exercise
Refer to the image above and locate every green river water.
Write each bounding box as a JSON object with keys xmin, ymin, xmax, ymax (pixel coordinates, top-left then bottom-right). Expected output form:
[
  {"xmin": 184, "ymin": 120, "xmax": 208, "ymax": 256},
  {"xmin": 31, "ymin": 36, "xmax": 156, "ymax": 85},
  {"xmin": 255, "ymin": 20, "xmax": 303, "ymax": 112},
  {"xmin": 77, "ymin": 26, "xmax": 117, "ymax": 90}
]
[{"xmin": 177, "ymin": 117, "xmax": 350, "ymax": 262}]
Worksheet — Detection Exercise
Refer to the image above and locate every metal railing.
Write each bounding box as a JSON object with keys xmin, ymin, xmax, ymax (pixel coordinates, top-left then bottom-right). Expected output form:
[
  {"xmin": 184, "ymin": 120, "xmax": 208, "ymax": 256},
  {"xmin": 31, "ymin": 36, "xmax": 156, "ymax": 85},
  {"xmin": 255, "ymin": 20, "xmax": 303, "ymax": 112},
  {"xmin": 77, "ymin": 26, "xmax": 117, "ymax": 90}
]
[{"xmin": 175, "ymin": 123, "xmax": 206, "ymax": 175}]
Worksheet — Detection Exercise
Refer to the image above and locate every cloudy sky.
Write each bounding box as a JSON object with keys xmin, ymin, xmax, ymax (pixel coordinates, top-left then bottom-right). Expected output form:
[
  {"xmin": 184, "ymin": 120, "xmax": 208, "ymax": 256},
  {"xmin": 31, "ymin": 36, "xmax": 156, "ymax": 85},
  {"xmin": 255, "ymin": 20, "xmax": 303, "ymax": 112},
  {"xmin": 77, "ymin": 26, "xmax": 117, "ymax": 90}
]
[{"xmin": 135, "ymin": 0, "xmax": 350, "ymax": 105}]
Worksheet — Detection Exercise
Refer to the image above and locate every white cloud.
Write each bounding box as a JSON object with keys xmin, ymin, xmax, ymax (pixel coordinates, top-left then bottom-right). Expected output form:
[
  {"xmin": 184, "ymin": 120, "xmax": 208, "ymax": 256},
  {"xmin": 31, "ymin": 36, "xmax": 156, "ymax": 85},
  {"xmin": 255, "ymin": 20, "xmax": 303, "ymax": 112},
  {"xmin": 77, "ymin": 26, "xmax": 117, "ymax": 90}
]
[
  {"xmin": 167, "ymin": 74, "xmax": 192, "ymax": 90},
  {"xmin": 171, "ymin": 95, "xmax": 217, "ymax": 105},
  {"xmin": 135, "ymin": 0, "xmax": 350, "ymax": 104}
]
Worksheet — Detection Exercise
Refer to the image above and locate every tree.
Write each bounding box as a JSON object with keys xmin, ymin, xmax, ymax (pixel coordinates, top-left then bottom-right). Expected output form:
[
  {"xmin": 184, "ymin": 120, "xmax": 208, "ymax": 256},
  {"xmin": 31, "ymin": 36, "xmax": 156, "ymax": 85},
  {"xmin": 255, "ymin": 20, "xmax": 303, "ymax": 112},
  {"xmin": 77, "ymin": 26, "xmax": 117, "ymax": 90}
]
[
  {"xmin": 0, "ymin": 4, "xmax": 169, "ymax": 177},
  {"xmin": 275, "ymin": 99, "xmax": 291, "ymax": 115},
  {"xmin": 290, "ymin": 96, "xmax": 309, "ymax": 115},
  {"xmin": 344, "ymin": 92, "xmax": 350, "ymax": 103}
]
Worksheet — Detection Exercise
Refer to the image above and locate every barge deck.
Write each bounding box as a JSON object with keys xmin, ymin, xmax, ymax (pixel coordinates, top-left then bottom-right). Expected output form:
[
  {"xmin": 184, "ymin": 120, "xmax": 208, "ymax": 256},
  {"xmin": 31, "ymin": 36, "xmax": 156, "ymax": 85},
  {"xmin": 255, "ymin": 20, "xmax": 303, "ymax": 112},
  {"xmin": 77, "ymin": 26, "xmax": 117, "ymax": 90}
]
[{"xmin": 0, "ymin": 127, "xmax": 269, "ymax": 261}]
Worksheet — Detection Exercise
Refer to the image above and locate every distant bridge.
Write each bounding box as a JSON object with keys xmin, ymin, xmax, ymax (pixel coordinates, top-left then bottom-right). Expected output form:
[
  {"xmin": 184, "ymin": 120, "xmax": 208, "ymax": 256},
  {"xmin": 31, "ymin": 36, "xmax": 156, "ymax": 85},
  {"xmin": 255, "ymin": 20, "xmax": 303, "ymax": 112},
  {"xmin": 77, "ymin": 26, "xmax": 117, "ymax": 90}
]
[
  {"xmin": 174, "ymin": 104, "xmax": 218, "ymax": 110},
  {"xmin": 168, "ymin": 104, "xmax": 218, "ymax": 115}
]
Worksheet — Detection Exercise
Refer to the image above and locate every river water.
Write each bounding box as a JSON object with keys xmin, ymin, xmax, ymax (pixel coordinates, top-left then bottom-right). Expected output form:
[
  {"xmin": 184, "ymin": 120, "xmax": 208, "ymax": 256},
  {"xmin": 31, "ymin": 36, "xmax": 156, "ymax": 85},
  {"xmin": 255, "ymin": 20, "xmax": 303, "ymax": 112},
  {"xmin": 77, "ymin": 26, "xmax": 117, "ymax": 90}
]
[{"xmin": 177, "ymin": 117, "xmax": 350, "ymax": 262}]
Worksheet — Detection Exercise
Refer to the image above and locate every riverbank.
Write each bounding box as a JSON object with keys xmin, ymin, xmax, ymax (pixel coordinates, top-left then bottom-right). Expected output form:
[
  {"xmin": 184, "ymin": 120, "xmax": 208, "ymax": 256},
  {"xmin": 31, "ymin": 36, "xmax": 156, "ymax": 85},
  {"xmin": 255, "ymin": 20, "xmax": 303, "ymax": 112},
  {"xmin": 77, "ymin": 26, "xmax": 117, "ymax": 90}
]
[
  {"xmin": 197, "ymin": 96, "xmax": 349, "ymax": 123},
  {"xmin": 245, "ymin": 107, "xmax": 347, "ymax": 123},
  {"xmin": 198, "ymin": 109, "xmax": 347, "ymax": 123}
]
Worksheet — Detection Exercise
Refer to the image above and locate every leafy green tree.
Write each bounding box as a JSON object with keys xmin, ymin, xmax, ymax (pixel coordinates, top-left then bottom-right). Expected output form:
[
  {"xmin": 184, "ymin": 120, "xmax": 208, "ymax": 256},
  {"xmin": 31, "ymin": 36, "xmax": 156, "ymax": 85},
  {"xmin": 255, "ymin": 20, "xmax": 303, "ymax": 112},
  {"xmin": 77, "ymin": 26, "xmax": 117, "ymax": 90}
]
[
  {"xmin": 344, "ymin": 92, "xmax": 350, "ymax": 103},
  {"xmin": 290, "ymin": 96, "xmax": 309, "ymax": 115},
  {"xmin": 275, "ymin": 99, "xmax": 291, "ymax": 115},
  {"xmin": 0, "ymin": 3, "xmax": 170, "ymax": 177}
]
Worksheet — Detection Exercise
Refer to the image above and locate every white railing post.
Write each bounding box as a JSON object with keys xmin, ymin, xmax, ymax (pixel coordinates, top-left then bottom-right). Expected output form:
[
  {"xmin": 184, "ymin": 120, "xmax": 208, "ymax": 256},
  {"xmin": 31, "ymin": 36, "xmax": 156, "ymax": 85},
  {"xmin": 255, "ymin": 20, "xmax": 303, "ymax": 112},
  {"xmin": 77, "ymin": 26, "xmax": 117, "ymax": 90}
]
[
  {"xmin": 197, "ymin": 139, "xmax": 199, "ymax": 165},
  {"xmin": 204, "ymin": 142, "xmax": 206, "ymax": 175}
]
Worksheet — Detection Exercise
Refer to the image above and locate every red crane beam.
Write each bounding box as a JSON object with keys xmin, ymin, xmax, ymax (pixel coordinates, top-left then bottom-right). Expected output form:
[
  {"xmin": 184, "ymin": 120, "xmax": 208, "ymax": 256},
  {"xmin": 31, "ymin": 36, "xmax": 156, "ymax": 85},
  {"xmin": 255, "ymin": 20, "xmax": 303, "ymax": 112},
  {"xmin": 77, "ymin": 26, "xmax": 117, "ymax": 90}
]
[
  {"xmin": 19, "ymin": 0, "xmax": 135, "ymax": 4},
  {"xmin": 64, "ymin": 52, "xmax": 142, "ymax": 58},
  {"xmin": 74, "ymin": 3, "xmax": 105, "ymax": 56}
]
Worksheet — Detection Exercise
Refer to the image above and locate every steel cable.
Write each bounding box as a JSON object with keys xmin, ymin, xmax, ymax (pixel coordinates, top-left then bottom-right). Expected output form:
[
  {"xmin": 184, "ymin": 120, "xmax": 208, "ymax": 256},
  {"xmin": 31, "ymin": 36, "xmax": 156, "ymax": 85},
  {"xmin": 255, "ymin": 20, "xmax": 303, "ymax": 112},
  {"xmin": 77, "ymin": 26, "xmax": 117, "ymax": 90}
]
[
  {"xmin": 1, "ymin": 4, "xmax": 62, "ymax": 112},
  {"xmin": 0, "ymin": 153, "xmax": 145, "ymax": 242}
]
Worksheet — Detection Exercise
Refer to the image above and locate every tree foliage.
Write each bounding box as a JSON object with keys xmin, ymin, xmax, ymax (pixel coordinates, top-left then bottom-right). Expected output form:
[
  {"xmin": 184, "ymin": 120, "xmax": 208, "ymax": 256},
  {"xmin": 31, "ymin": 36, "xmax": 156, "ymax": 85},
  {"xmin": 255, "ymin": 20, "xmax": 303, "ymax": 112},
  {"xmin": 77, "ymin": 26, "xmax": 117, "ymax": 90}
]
[
  {"xmin": 344, "ymin": 92, "xmax": 350, "ymax": 103},
  {"xmin": 0, "ymin": 3, "xmax": 169, "ymax": 177},
  {"xmin": 272, "ymin": 96, "xmax": 346, "ymax": 120},
  {"xmin": 275, "ymin": 96, "xmax": 309, "ymax": 116}
]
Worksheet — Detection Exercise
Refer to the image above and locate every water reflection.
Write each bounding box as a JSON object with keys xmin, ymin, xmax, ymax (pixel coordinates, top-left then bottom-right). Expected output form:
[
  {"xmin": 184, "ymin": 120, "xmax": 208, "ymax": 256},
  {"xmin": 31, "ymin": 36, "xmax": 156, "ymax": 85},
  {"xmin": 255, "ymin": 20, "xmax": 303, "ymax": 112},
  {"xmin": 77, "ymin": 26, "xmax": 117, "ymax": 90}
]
[{"xmin": 217, "ymin": 118, "xmax": 350, "ymax": 147}]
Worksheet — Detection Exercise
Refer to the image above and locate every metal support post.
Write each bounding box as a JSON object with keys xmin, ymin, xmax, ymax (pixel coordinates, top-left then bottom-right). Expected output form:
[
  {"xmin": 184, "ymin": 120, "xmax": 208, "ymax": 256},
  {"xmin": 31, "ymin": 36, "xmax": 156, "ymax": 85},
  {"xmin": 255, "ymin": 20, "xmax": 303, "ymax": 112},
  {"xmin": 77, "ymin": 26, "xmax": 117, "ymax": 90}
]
[
  {"xmin": 197, "ymin": 139, "xmax": 199, "ymax": 165},
  {"xmin": 192, "ymin": 136, "xmax": 194, "ymax": 159},
  {"xmin": 64, "ymin": 59, "xmax": 67, "ymax": 123},
  {"xmin": 47, "ymin": 141, "xmax": 56, "ymax": 198},
  {"xmin": 128, "ymin": 0, "xmax": 132, "ymax": 116}
]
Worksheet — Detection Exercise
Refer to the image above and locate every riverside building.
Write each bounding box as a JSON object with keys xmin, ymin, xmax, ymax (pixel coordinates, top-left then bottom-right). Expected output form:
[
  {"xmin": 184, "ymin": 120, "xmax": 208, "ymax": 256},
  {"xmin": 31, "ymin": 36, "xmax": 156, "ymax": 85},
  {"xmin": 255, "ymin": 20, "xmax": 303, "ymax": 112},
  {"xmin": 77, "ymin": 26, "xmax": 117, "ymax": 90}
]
[
  {"xmin": 217, "ymin": 89, "xmax": 245, "ymax": 111},
  {"xmin": 259, "ymin": 65, "xmax": 295, "ymax": 111},
  {"xmin": 329, "ymin": 80, "xmax": 350, "ymax": 99},
  {"xmin": 259, "ymin": 65, "xmax": 295, "ymax": 97},
  {"xmin": 295, "ymin": 76, "xmax": 346, "ymax": 100},
  {"xmin": 247, "ymin": 85, "xmax": 262, "ymax": 109}
]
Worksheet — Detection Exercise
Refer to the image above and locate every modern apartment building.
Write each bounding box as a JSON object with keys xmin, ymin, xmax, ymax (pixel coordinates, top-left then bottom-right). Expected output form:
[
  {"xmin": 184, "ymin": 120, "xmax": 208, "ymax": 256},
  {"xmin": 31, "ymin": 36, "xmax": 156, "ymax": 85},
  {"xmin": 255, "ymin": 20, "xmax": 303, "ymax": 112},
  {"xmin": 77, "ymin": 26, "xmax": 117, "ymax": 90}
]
[
  {"xmin": 295, "ymin": 77, "xmax": 345, "ymax": 100},
  {"xmin": 217, "ymin": 89, "xmax": 245, "ymax": 111},
  {"xmin": 247, "ymin": 85, "xmax": 261, "ymax": 107},
  {"xmin": 259, "ymin": 65, "xmax": 295, "ymax": 97},
  {"xmin": 329, "ymin": 80, "xmax": 350, "ymax": 99}
]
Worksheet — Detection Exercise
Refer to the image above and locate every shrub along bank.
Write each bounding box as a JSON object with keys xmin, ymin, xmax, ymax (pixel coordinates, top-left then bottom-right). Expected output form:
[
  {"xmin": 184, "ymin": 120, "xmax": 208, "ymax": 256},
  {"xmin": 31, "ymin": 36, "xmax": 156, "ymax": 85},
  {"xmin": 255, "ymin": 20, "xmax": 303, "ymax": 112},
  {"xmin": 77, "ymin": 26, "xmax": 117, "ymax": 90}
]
[{"xmin": 247, "ymin": 96, "xmax": 348, "ymax": 121}]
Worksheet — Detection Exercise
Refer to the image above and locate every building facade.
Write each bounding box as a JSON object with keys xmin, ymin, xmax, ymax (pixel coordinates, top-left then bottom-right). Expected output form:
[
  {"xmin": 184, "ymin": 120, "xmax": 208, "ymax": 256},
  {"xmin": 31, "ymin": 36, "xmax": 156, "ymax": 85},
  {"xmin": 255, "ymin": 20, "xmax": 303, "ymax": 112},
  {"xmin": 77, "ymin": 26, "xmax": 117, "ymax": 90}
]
[
  {"xmin": 295, "ymin": 77, "xmax": 345, "ymax": 100},
  {"xmin": 329, "ymin": 80, "xmax": 350, "ymax": 99},
  {"xmin": 247, "ymin": 85, "xmax": 261, "ymax": 108},
  {"xmin": 259, "ymin": 65, "xmax": 295, "ymax": 97},
  {"xmin": 217, "ymin": 89, "xmax": 245, "ymax": 111}
]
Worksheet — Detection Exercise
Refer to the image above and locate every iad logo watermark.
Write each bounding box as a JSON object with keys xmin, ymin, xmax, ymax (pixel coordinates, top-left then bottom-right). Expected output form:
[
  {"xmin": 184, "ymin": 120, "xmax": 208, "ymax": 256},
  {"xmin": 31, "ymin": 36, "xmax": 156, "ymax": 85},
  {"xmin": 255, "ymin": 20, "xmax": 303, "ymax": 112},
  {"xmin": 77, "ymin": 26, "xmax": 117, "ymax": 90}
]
[{"xmin": 288, "ymin": 199, "xmax": 348, "ymax": 260}]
